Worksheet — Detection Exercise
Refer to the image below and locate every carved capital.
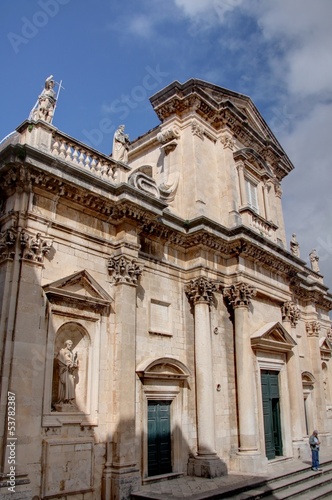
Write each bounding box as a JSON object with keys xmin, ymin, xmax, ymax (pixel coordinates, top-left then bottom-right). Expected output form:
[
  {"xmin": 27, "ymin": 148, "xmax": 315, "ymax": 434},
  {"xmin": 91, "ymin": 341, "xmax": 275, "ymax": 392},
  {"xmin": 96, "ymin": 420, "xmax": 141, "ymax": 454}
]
[
  {"xmin": 281, "ymin": 301, "xmax": 301, "ymax": 327},
  {"xmin": 185, "ymin": 277, "xmax": 218, "ymax": 307},
  {"xmin": 0, "ymin": 228, "xmax": 17, "ymax": 261},
  {"xmin": 220, "ymin": 134, "xmax": 235, "ymax": 150},
  {"xmin": 108, "ymin": 255, "xmax": 143, "ymax": 285},
  {"xmin": 223, "ymin": 282, "xmax": 256, "ymax": 308},
  {"xmin": 191, "ymin": 120, "xmax": 204, "ymax": 139},
  {"xmin": 306, "ymin": 321, "xmax": 321, "ymax": 337},
  {"xmin": 21, "ymin": 230, "xmax": 53, "ymax": 263}
]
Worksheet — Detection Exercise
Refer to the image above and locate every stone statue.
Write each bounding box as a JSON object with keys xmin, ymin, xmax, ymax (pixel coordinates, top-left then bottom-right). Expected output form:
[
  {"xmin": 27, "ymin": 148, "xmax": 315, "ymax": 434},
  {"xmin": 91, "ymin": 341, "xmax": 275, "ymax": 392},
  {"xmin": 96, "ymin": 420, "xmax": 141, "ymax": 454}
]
[
  {"xmin": 309, "ymin": 249, "xmax": 320, "ymax": 273},
  {"xmin": 56, "ymin": 339, "xmax": 78, "ymax": 404},
  {"xmin": 112, "ymin": 125, "xmax": 130, "ymax": 163},
  {"xmin": 33, "ymin": 76, "xmax": 56, "ymax": 123},
  {"xmin": 290, "ymin": 233, "xmax": 300, "ymax": 257}
]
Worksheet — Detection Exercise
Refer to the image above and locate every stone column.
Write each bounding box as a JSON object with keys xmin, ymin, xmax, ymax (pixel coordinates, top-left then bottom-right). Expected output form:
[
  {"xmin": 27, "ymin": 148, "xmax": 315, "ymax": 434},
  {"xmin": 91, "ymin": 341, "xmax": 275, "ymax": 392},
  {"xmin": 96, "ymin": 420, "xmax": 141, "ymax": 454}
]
[
  {"xmin": 281, "ymin": 301, "xmax": 306, "ymax": 456},
  {"xmin": 223, "ymin": 283, "xmax": 263, "ymax": 473},
  {"xmin": 306, "ymin": 321, "xmax": 327, "ymax": 434},
  {"xmin": 103, "ymin": 255, "xmax": 143, "ymax": 500},
  {"xmin": 186, "ymin": 277, "xmax": 226, "ymax": 478}
]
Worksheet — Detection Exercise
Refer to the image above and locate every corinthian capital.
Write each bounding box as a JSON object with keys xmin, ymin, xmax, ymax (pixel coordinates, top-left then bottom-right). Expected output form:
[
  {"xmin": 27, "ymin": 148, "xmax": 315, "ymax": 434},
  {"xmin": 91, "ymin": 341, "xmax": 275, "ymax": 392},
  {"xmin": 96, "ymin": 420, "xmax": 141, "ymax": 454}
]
[
  {"xmin": 281, "ymin": 301, "xmax": 301, "ymax": 327},
  {"xmin": 223, "ymin": 282, "xmax": 256, "ymax": 308},
  {"xmin": 108, "ymin": 255, "xmax": 143, "ymax": 285},
  {"xmin": 306, "ymin": 321, "xmax": 321, "ymax": 337},
  {"xmin": 185, "ymin": 277, "xmax": 218, "ymax": 307}
]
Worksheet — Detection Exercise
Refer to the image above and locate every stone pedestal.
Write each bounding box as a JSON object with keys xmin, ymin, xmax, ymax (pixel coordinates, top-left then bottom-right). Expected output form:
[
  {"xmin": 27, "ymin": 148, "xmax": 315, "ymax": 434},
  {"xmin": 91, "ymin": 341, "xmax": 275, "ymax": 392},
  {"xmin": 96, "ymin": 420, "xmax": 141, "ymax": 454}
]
[{"xmin": 188, "ymin": 456, "xmax": 227, "ymax": 478}]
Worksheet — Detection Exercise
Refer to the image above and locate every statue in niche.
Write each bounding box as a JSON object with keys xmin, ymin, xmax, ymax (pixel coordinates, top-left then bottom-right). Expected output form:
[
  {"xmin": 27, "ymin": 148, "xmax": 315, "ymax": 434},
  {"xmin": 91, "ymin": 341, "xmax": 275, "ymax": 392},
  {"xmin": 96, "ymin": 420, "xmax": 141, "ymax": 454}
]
[
  {"xmin": 290, "ymin": 233, "xmax": 300, "ymax": 257},
  {"xmin": 309, "ymin": 249, "xmax": 320, "ymax": 273},
  {"xmin": 55, "ymin": 340, "xmax": 78, "ymax": 408},
  {"xmin": 112, "ymin": 124, "xmax": 130, "ymax": 163},
  {"xmin": 33, "ymin": 76, "xmax": 56, "ymax": 123}
]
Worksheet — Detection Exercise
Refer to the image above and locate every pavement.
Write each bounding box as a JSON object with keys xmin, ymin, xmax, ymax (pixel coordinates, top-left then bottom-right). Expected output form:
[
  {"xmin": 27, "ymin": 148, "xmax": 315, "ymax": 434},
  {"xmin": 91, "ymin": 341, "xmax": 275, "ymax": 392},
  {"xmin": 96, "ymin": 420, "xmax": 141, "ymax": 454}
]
[{"xmin": 134, "ymin": 445, "xmax": 332, "ymax": 499}]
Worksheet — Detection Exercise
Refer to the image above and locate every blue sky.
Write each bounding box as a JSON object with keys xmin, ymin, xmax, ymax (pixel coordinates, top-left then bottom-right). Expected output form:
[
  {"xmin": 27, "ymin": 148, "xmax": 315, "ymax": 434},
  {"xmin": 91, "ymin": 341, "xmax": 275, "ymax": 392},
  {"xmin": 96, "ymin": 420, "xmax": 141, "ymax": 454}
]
[{"xmin": 1, "ymin": 0, "xmax": 332, "ymax": 288}]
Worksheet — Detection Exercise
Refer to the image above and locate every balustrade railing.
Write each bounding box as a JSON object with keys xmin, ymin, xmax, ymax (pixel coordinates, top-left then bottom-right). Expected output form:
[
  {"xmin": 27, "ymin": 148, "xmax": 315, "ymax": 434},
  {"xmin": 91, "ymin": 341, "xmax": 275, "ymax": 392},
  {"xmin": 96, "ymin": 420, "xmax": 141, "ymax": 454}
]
[{"xmin": 51, "ymin": 133, "xmax": 118, "ymax": 181}]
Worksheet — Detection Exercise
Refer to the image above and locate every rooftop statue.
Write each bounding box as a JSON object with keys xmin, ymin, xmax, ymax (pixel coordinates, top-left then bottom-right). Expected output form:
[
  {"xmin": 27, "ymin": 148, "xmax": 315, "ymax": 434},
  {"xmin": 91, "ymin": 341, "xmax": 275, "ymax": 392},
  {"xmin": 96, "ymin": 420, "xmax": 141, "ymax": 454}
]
[
  {"xmin": 112, "ymin": 124, "xmax": 130, "ymax": 163},
  {"xmin": 32, "ymin": 76, "xmax": 57, "ymax": 124},
  {"xmin": 290, "ymin": 233, "xmax": 300, "ymax": 257}
]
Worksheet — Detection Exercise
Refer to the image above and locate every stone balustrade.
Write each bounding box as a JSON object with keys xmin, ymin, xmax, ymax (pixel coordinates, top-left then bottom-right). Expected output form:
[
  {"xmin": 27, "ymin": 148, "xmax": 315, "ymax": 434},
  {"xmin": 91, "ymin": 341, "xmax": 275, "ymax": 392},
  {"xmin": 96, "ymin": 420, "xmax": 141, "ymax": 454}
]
[
  {"xmin": 16, "ymin": 121, "xmax": 131, "ymax": 184},
  {"xmin": 51, "ymin": 133, "xmax": 117, "ymax": 181}
]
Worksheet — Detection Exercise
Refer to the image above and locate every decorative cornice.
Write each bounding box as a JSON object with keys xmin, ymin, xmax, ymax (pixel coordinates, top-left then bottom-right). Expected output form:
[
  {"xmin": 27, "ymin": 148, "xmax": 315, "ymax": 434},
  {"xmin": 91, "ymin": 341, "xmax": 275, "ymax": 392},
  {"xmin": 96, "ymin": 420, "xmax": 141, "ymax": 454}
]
[
  {"xmin": 281, "ymin": 301, "xmax": 301, "ymax": 327},
  {"xmin": 185, "ymin": 277, "xmax": 219, "ymax": 307},
  {"xmin": 306, "ymin": 321, "xmax": 321, "ymax": 337},
  {"xmin": 223, "ymin": 282, "xmax": 256, "ymax": 308},
  {"xmin": 107, "ymin": 255, "xmax": 143, "ymax": 285}
]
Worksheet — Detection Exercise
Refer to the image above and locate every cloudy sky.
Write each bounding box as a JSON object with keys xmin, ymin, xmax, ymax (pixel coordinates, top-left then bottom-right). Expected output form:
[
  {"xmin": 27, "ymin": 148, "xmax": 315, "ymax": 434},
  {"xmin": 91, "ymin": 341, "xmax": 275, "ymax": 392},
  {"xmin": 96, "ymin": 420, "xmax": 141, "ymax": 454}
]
[{"xmin": 1, "ymin": 0, "xmax": 331, "ymax": 288}]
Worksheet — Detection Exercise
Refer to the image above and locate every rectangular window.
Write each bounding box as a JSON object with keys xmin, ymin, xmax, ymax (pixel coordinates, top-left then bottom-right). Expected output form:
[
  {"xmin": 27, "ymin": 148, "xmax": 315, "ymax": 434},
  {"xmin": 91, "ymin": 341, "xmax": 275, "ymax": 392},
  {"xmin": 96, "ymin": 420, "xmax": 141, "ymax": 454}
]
[{"xmin": 245, "ymin": 179, "xmax": 259, "ymax": 213}]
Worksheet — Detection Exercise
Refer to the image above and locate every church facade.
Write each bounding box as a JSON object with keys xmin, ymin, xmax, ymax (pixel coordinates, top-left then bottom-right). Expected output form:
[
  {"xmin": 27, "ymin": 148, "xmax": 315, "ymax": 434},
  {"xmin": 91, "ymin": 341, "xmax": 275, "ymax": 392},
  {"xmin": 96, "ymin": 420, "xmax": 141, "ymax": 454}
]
[{"xmin": 0, "ymin": 79, "xmax": 331, "ymax": 499}]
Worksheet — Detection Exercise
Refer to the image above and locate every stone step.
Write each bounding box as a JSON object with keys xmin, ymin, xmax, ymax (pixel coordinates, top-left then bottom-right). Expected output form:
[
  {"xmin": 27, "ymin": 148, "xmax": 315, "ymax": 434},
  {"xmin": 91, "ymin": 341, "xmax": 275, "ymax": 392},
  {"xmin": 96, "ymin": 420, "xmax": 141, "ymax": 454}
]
[{"xmin": 224, "ymin": 462, "xmax": 332, "ymax": 499}]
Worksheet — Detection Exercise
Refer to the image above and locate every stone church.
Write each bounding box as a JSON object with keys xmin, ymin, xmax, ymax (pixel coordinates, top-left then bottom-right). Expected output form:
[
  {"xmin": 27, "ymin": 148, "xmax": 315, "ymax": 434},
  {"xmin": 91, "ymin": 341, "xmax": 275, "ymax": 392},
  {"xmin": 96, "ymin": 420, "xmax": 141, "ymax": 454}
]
[{"xmin": 0, "ymin": 78, "xmax": 331, "ymax": 499}]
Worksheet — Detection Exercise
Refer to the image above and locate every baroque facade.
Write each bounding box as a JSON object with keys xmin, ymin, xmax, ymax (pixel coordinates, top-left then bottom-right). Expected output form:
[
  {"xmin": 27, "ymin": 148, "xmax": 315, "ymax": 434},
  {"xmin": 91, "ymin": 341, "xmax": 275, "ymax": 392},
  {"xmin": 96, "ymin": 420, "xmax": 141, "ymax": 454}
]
[{"xmin": 0, "ymin": 78, "xmax": 331, "ymax": 499}]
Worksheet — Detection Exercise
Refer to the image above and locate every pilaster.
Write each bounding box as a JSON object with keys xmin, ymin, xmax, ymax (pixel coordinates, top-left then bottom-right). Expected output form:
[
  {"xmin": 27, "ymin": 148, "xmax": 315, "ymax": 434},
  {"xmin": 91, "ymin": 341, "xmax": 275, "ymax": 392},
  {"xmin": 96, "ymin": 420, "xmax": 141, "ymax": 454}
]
[
  {"xmin": 281, "ymin": 301, "xmax": 306, "ymax": 457},
  {"xmin": 223, "ymin": 283, "xmax": 265, "ymax": 473},
  {"xmin": 103, "ymin": 254, "xmax": 143, "ymax": 500},
  {"xmin": 186, "ymin": 277, "xmax": 226, "ymax": 478},
  {"xmin": 306, "ymin": 320, "xmax": 327, "ymax": 434}
]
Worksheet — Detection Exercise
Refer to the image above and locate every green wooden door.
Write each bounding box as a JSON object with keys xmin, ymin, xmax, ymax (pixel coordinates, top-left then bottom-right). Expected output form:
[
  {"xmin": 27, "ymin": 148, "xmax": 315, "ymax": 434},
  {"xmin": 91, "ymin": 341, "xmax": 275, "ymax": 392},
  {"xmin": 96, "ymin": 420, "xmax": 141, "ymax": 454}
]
[
  {"xmin": 148, "ymin": 401, "xmax": 172, "ymax": 476},
  {"xmin": 261, "ymin": 370, "xmax": 283, "ymax": 459}
]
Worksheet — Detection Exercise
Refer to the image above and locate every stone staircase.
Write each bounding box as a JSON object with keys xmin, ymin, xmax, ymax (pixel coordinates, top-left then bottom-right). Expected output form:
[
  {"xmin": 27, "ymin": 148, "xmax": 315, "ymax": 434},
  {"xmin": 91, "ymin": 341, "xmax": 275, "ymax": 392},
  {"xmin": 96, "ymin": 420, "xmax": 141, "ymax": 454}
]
[
  {"xmin": 222, "ymin": 460, "xmax": 332, "ymax": 499},
  {"xmin": 132, "ymin": 460, "xmax": 332, "ymax": 500}
]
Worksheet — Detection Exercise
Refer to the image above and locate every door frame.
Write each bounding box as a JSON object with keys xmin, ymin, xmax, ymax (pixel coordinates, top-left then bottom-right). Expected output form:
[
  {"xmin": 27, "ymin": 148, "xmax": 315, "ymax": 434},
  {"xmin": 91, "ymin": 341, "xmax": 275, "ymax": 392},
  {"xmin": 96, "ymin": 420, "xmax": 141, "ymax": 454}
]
[
  {"xmin": 137, "ymin": 357, "xmax": 191, "ymax": 480},
  {"xmin": 255, "ymin": 351, "xmax": 293, "ymax": 459}
]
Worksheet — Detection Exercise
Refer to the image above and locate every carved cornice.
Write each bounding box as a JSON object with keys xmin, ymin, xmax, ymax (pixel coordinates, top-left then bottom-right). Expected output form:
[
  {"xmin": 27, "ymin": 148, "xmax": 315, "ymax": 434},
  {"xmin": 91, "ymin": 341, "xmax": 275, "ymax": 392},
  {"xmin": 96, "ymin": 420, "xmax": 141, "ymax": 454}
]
[
  {"xmin": 241, "ymin": 243, "xmax": 291, "ymax": 274},
  {"xmin": 107, "ymin": 255, "xmax": 143, "ymax": 285},
  {"xmin": 223, "ymin": 282, "xmax": 256, "ymax": 308},
  {"xmin": 281, "ymin": 301, "xmax": 301, "ymax": 327},
  {"xmin": 185, "ymin": 277, "xmax": 219, "ymax": 306},
  {"xmin": 306, "ymin": 321, "xmax": 321, "ymax": 337}
]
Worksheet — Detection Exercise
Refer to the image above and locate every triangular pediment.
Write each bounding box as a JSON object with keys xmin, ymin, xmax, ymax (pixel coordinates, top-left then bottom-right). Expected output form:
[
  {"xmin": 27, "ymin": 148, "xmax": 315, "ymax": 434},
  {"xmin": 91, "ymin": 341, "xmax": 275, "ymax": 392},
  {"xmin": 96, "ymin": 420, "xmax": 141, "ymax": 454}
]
[
  {"xmin": 43, "ymin": 270, "xmax": 113, "ymax": 308},
  {"xmin": 320, "ymin": 337, "xmax": 332, "ymax": 360},
  {"xmin": 251, "ymin": 321, "xmax": 296, "ymax": 353}
]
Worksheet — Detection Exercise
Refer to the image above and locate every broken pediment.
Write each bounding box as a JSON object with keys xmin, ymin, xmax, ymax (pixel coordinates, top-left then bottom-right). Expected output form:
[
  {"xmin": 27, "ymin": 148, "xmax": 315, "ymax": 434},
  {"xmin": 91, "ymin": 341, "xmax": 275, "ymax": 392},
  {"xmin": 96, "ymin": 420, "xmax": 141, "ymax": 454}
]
[
  {"xmin": 251, "ymin": 321, "xmax": 296, "ymax": 353},
  {"xmin": 150, "ymin": 79, "xmax": 294, "ymax": 180},
  {"xmin": 43, "ymin": 270, "xmax": 113, "ymax": 310}
]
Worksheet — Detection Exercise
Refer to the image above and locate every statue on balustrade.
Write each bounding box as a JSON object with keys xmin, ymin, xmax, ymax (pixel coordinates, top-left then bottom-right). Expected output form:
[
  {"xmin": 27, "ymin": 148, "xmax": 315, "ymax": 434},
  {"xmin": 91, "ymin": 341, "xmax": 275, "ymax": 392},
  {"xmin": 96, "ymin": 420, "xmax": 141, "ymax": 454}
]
[
  {"xmin": 33, "ymin": 76, "xmax": 56, "ymax": 123},
  {"xmin": 112, "ymin": 124, "xmax": 130, "ymax": 163}
]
